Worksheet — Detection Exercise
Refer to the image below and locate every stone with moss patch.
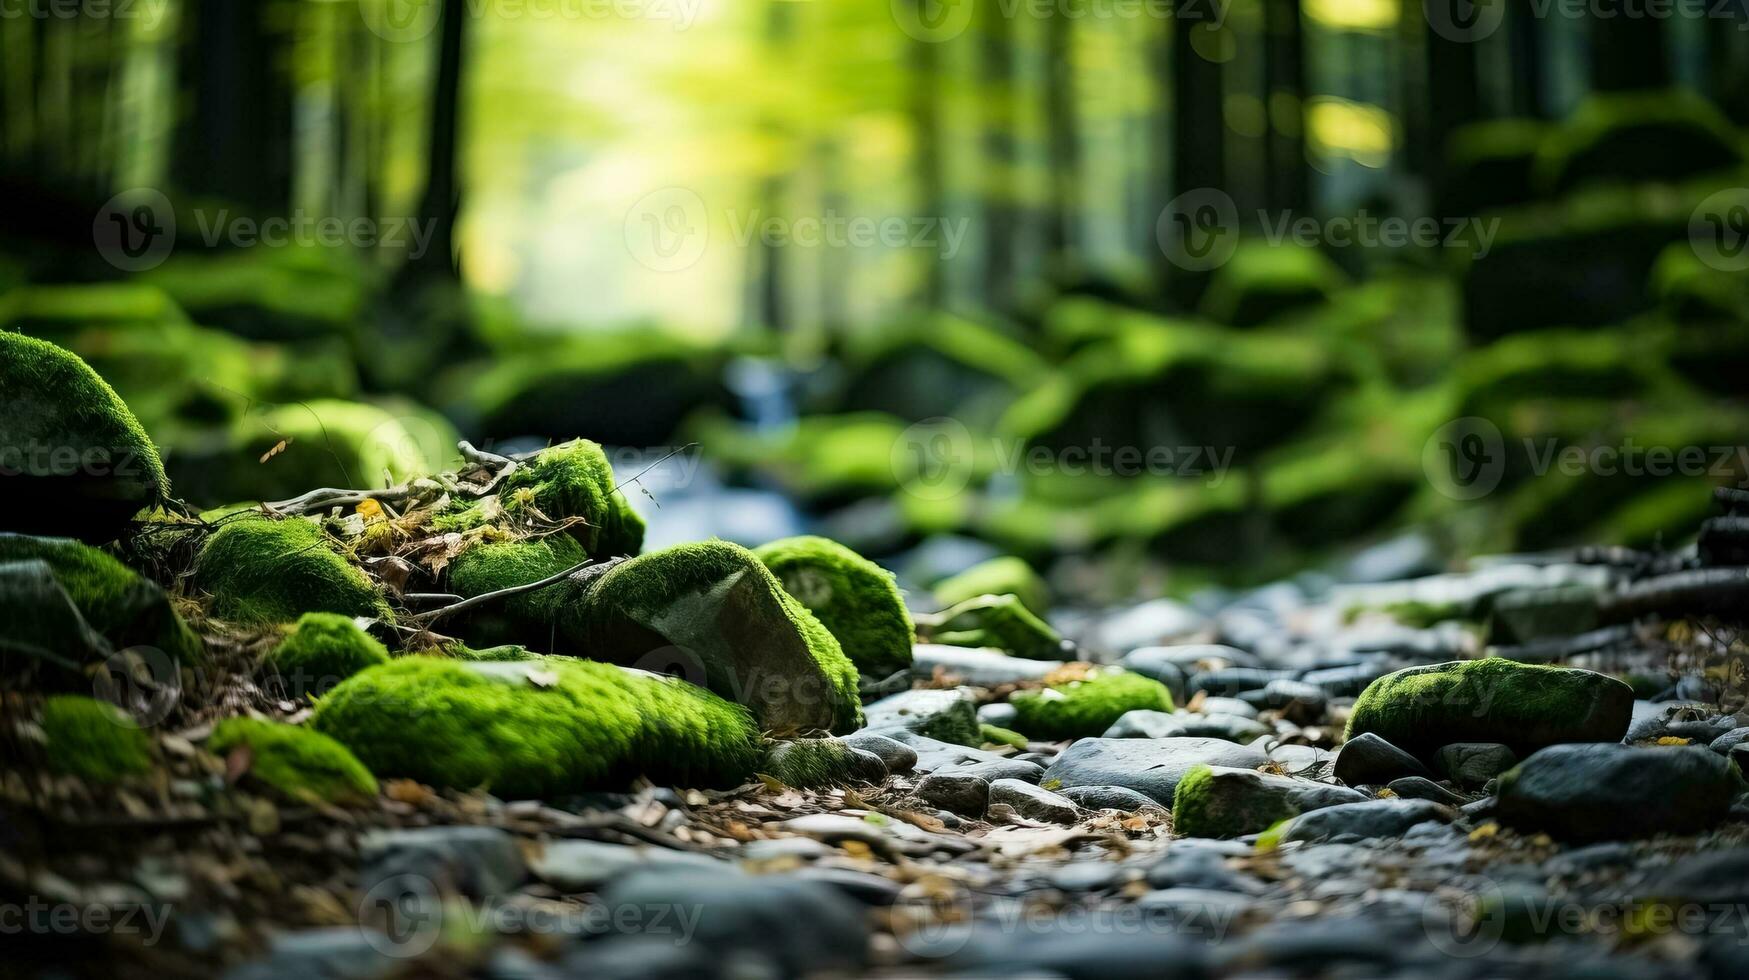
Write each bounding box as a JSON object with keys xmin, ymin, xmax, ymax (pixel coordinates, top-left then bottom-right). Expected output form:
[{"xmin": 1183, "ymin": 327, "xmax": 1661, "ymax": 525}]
[
  {"xmin": 1197, "ymin": 241, "xmax": 1349, "ymax": 327},
  {"xmin": 922, "ymin": 594, "xmax": 1068, "ymax": 660},
  {"xmin": 761, "ymin": 738, "xmax": 885, "ymax": 788},
  {"xmin": 1171, "ymin": 764, "xmax": 1367, "ymax": 839},
  {"xmin": 1009, "ymin": 670, "xmax": 1174, "ymax": 741},
  {"xmin": 0, "ymin": 533, "xmax": 202, "ymax": 666},
  {"xmin": 754, "ymin": 535, "xmax": 914, "ymax": 679},
  {"xmin": 208, "ymin": 717, "xmax": 378, "ymax": 805},
  {"xmin": 265, "ymin": 612, "xmax": 391, "ymax": 700},
  {"xmin": 0, "ymin": 333, "xmax": 168, "ymax": 542},
  {"xmin": 564, "ymin": 541, "xmax": 863, "ymax": 734},
  {"xmin": 934, "ymin": 557, "xmax": 1049, "ymax": 616},
  {"xmin": 311, "ymin": 656, "xmax": 762, "ymax": 796},
  {"xmin": 489, "ymin": 440, "xmax": 644, "ymax": 558},
  {"xmin": 1345, "ymin": 658, "xmax": 1634, "ymax": 761},
  {"xmin": 1535, "ymin": 89, "xmax": 1744, "ymax": 195},
  {"xmin": 446, "ymin": 534, "xmax": 586, "ymax": 647},
  {"xmin": 40, "ymin": 695, "xmax": 153, "ymax": 783},
  {"xmin": 863, "ymin": 688, "xmax": 982, "ymax": 747},
  {"xmin": 194, "ymin": 516, "xmax": 389, "ymax": 626}
]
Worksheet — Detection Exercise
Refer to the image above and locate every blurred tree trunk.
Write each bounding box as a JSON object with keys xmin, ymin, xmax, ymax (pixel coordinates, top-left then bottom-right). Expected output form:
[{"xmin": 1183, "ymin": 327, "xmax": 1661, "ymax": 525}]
[
  {"xmin": 1590, "ymin": 18, "xmax": 1669, "ymax": 92},
  {"xmin": 910, "ymin": 7, "xmax": 946, "ymax": 310},
  {"xmin": 1172, "ymin": 9, "xmax": 1225, "ymax": 198},
  {"xmin": 399, "ymin": 0, "xmax": 467, "ymax": 285},
  {"xmin": 1507, "ymin": 0, "xmax": 1545, "ymax": 117},
  {"xmin": 1262, "ymin": 0, "xmax": 1307, "ymax": 214},
  {"xmin": 1709, "ymin": 0, "xmax": 1749, "ymax": 122},
  {"xmin": 748, "ymin": 0, "xmax": 795, "ymax": 331},
  {"xmin": 1042, "ymin": 13, "xmax": 1079, "ymax": 264},
  {"xmin": 980, "ymin": 0, "xmax": 1019, "ymax": 311},
  {"xmin": 173, "ymin": 0, "xmax": 292, "ymax": 214},
  {"xmin": 1424, "ymin": 22, "xmax": 1479, "ymax": 212}
]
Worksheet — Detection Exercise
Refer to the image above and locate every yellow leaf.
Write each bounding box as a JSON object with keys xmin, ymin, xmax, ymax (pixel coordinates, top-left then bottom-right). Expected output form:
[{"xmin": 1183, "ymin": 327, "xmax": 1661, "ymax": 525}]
[{"xmin": 357, "ymin": 498, "xmax": 384, "ymax": 522}]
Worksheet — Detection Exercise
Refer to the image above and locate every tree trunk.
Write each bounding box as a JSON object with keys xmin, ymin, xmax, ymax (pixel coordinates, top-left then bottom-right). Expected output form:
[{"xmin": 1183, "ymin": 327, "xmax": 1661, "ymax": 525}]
[
  {"xmin": 1507, "ymin": 0, "xmax": 1545, "ymax": 118},
  {"xmin": 1042, "ymin": 13, "xmax": 1079, "ymax": 263},
  {"xmin": 980, "ymin": 0, "xmax": 1020, "ymax": 311},
  {"xmin": 1262, "ymin": 0, "xmax": 1307, "ymax": 214},
  {"xmin": 1425, "ymin": 22, "xmax": 1481, "ymax": 212},
  {"xmin": 399, "ymin": 0, "xmax": 467, "ymax": 284},
  {"xmin": 910, "ymin": 5, "xmax": 946, "ymax": 310},
  {"xmin": 1590, "ymin": 18, "xmax": 1669, "ymax": 92},
  {"xmin": 173, "ymin": 0, "xmax": 292, "ymax": 214},
  {"xmin": 1172, "ymin": 8, "xmax": 1225, "ymax": 199}
]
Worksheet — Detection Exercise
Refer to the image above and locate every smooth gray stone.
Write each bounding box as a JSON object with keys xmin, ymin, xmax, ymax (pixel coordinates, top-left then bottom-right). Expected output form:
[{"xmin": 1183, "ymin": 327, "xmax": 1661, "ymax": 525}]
[
  {"xmin": 223, "ymin": 928, "xmax": 403, "ymax": 980},
  {"xmin": 358, "ymin": 826, "xmax": 525, "ymax": 899},
  {"xmin": 861, "ymin": 687, "xmax": 978, "ymax": 743},
  {"xmin": 911, "ymin": 643, "xmax": 1064, "ymax": 685},
  {"xmin": 1279, "ymin": 799, "xmax": 1456, "ymax": 843},
  {"xmin": 530, "ymin": 839, "xmax": 726, "ymax": 893},
  {"xmin": 1189, "ymin": 667, "xmax": 1296, "ymax": 698},
  {"xmin": 1495, "ymin": 744, "xmax": 1743, "ymax": 841},
  {"xmin": 989, "ymin": 779, "xmax": 1079, "ymax": 824},
  {"xmin": 1095, "ymin": 598, "xmax": 1209, "ymax": 653},
  {"xmin": 1042, "ymin": 737, "xmax": 1270, "ymax": 806},
  {"xmin": 1199, "ymin": 696, "xmax": 1259, "ymax": 719},
  {"xmin": 840, "ymin": 731, "xmax": 919, "ymax": 774},
  {"xmin": 1059, "ymin": 785, "xmax": 1158, "ymax": 811},
  {"xmin": 1710, "ymin": 727, "xmax": 1749, "ymax": 754},
  {"xmin": 1115, "ymin": 648, "xmax": 1187, "ymax": 700},
  {"xmin": 1146, "ymin": 842, "xmax": 1266, "ymax": 894},
  {"xmin": 1385, "ymin": 777, "xmax": 1467, "ymax": 807},
  {"xmin": 1333, "ymin": 733, "xmax": 1433, "ymax": 786},
  {"xmin": 916, "ymin": 771, "xmax": 990, "ymax": 817},
  {"xmin": 977, "ymin": 702, "xmax": 1019, "ymax": 727}
]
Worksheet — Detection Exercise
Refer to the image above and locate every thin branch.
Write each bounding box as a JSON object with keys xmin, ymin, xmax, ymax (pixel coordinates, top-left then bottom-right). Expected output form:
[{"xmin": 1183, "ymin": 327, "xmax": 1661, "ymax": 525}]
[{"xmin": 408, "ymin": 558, "xmax": 596, "ymax": 625}]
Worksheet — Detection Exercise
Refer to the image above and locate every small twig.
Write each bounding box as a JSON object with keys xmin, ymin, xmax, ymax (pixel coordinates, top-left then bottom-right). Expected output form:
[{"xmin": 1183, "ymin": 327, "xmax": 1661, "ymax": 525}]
[
  {"xmin": 265, "ymin": 486, "xmax": 415, "ymax": 515},
  {"xmin": 408, "ymin": 558, "xmax": 597, "ymax": 625}
]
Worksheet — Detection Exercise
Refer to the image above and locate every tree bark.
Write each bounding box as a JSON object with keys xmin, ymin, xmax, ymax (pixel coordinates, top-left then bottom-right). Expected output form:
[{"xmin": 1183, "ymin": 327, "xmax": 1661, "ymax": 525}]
[
  {"xmin": 1042, "ymin": 12, "xmax": 1079, "ymax": 263},
  {"xmin": 1262, "ymin": 0, "xmax": 1307, "ymax": 214},
  {"xmin": 1590, "ymin": 17, "xmax": 1669, "ymax": 92},
  {"xmin": 980, "ymin": 0, "xmax": 1020, "ymax": 311},
  {"xmin": 173, "ymin": 0, "xmax": 292, "ymax": 213},
  {"xmin": 399, "ymin": 0, "xmax": 467, "ymax": 284}
]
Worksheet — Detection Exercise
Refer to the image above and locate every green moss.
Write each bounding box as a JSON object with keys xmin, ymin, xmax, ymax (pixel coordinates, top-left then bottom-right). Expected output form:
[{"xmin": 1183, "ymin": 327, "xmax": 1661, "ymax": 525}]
[
  {"xmin": 1441, "ymin": 118, "xmax": 1550, "ymax": 215},
  {"xmin": 834, "ymin": 312, "xmax": 1050, "ymax": 428},
  {"xmin": 1345, "ymin": 657, "xmax": 1635, "ymax": 760},
  {"xmin": 760, "ymin": 738, "xmax": 868, "ymax": 788},
  {"xmin": 208, "ymin": 717, "xmax": 378, "ymax": 805},
  {"xmin": 446, "ymin": 534, "xmax": 586, "ymax": 647},
  {"xmin": 194, "ymin": 516, "xmax": 389, "ymax": 625},
  {"xmin": 567, "ymin": 540, "xmax": 863, "ymax": 734},
  {"xmin": 446, "ymin": 643, "xmax": 542, "ymax": 662},
  {"xmin": 924, "ymin": 593, "xmax": 1066, "ymax": 660},
  {"xmin": 1197, "ymin": 241, "xmax": 1349, "ymax": 327},
  {"xmin": 692, "ymin": 410, "xmax": 984, "ymax": 504},
  {"xmin": 0, "ymin": 534, "xmax": 202, "ymax": 665},
  {"xmin": 265, "ymin": 613, "xmax": 391, "ymax": 700},
  {"xmin": 1009, "ymin": 669, "xmax": 1174, "ymax": 741},
  {"xmin": 753, "ymin": 535, "xmax": 915, "ymax": 678},
  {"xmin": 310, "ymin": 656, "xmax": 762, "ymax": 796},
  {"xmin": 1535, "ymin": 88, "xmax": 1744, "ymax": 194},
  {"xmin": 499, "ymin": 440, "xmax": 644, "ymax": 557},
  {"xmin": 0, "ymin": 332, "xmax": 168, "ymax": 541},
  {"xmin": 40, "ymin": 695, "xmax": 152, "ymax": 783},
  {"xmin": 139, "ymin": 245, "xmax": 370, "ymax": 340},
  {"xmin": 934, "ymin": 557, "xmax": 1049, "ymax": 616},
  {"xmin": 979, "ymin": 724, "xmax": 1029, "ymax": 750},
  {"xmin": 1172, "ymin": 763, "xmax": 1300, "ymax": 839}
]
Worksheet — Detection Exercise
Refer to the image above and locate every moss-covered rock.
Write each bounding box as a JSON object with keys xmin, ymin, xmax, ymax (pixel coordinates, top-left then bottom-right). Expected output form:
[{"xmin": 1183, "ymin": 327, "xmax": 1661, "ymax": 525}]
[
  {"xmin": 827, "ymin": 312, "xmax": 1049, "ymax": 428},
  {"xmin": 497, "ymin": 440, "xmax": 644, "ymax": 557},
  {"xmin": 169, "ymin": 399, "xmax": 454, "ymax": 506},
  {"xmin": 265, "ymin": 612, "xmax": 391, "ymax": 700},
  {"xmin": 1009, "ymin": 669, "xmax": 1174, "ymax": 741},
  {"xmin": 0, "ymin": 333, "xmax": 168, "ymax": 541},
  {"xmin": 445, "ymin": 534, "xmax": 586, "ymax": 648},
  {"xmin": 760, "ymin": 738, "xmax": 883, "ymax": 788},
  {"xmin": 310, "ymin": 656, "xmax": 762, "ymax": 796},
  {"xmin": 1441, "ymin": 119, "xmax": 1551, "ymax": 216},
  {"xmin": 920, "ymin": 594, "xmax": 1068, "ymax": 660},
  {"xmin": 564, "ymin": 541, "xmax": 863, "ymax": 734},
  {"xmin": 0, "ymin": 534, "xmax": 202, "ymax": 668},
  {"xmin": 1535, "ymin": 89, "xmax": 1744, "ymax": 195},
  {"xmin": 194, "ymin": 516, "xmax": 389, "ymax": 625},
  {"xmin": 933, "ymin": 557, "xmax": 1049, "ymax": 616},
  {"xmin": 863, "ymin": 688, "xmax": 982, "ymax": 747},
  {"xmin": 208, "ymin": 717, "xmax": 378, "ymax": 805},
  {"xmin": 1345, "ymin": 658, "xmax": 1634, "ymax": 761},
  {"xmin": 139, "ymin": 245, "xmax": 371, "ymax": 341},
  {"xmin": 40, "ymin": 695, "xmax": 153, "ymax": 783},
  {"xmin": 1197, "ymin": 241, "xmax": 1349, "ymax": 327},
  {"xmin": 979, "ymin": 724, "xmax": 1028, "ymax": 750},
  {"xmin": 753, "ymin": 535, "xmax": 914, "ymax": 679},
  {"xmin": 1173, "ymin": 764, "xmax": 1370, "ymax": 839}
]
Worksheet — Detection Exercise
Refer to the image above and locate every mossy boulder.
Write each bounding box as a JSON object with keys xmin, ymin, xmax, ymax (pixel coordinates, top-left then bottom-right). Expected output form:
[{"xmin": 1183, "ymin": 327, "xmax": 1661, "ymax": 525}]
[
  {"xmin": 1535, "ymin": 89, "xmax": 1744, "ymax": 195},
  {"xmin": 1009, "ymin": 669, "xmax": 1174, "ymax": 741},
  {"xmin": 1171, "ymin": 764, "xmax": 1368, "ymax": 839},
  {"xmin": 0, "ymin": 333, "xmax": 167, "ymax": 541},
  {"xmin": 40, "ymin": 695, "xmax": 153, "ymax": 783},
  {"xmin": 169, "ymin": 399, "xmax": 454, "ymax": 507},
  {"xmin": 1441, "ymin": 119, "xmax": 1551, "ymax": 216},
  {"xmin": 194, "ymin": 516, "xmax": 389, "ymax": 626},
  {"xmin": 933, "ymin": 556, "xmax": 1049, "ymax": 616},
  {"xmin": 563, "ymin": 541, "xmax": 863, "ymax": 735},
  {"xmin": 497, "ymin": 440, "xmax": 644, "ymax": 558},
  {"xmin": 920, "ymin": 593, "xmax": 1068, "ymax": 660},
  {"xmin": 863, "ymin": 688, "xmax": 982, "ymax": 747},
  {"xmin": 979, "ymin": 724, "xmax": 1028, "ymax": 750},
  {"xmin": 827, "ymin": 312, "xmax": 1049, "ymax": 428},
  {"xmin": 445, "ymin": 535, "xmax": 586, "ymax": 647},
  {"xmin": 310, "ymin": 656, "xmax": 762, "ymax": 796},
  {"xmin": 761, "ymin": 738, "xmax": 885, "ymax": 788},
  {"xmin": 1345, "ymin": 658, "xmax": 1634, "ymax": 761},
  {"xmin": 1197, "ymin": 241, "xmax": 1349, "ymax": 328},
  {"xmin": 264, "ymin": 612, "xmax": 391, "ymax": 700},
  {"xmin": 1495, "ymin": 743, "xmax": 1743, "ymax": 841},
  {"xmin": 139, "ymin": 245, "xmax": 370, "ymax": 341},
  {"xmin": 0, "ymin": 534, "xmax": 202, "ymax": 671},
  {"xmin": 753, "ymin": 535, "xmax": 914, "ymax": 679},
  {"xmin": 208, "ymin": 717, "xmax": 378, "ymax": 805}
]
